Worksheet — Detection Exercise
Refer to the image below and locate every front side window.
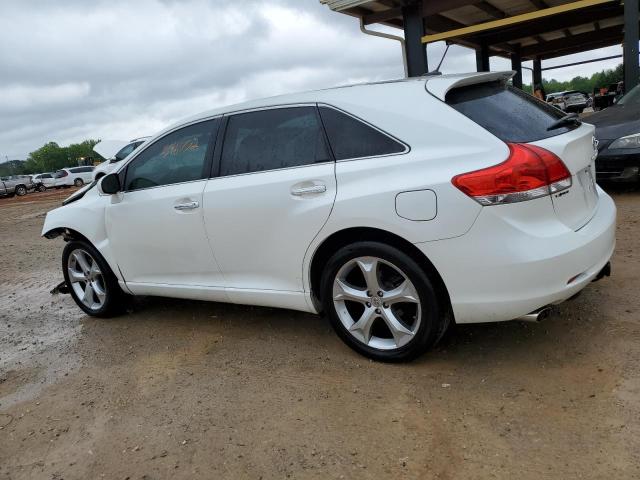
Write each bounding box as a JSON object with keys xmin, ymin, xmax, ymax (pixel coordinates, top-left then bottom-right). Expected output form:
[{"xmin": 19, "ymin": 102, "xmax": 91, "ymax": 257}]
[
  {"xmin": 125, "ymin": 119, "xmax": 218, "ymax": 191},
  {"xmin": 318, "ymin": 106, "xmax": 406, "ymax": 160},
  {"xmin": 220, "ymin": 107, "xmax": 330, "ymax": 176}
]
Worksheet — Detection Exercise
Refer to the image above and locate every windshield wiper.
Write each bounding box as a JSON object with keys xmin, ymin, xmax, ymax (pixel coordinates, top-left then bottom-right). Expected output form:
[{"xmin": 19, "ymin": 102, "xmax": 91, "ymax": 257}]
[{"xmin": 547, "ymin": 112, "xmax": 581, "ymax": 131}]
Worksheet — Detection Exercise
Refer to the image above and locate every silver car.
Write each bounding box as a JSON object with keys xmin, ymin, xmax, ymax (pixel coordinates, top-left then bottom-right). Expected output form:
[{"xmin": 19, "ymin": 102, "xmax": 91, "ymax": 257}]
[{"xmin": 0, "ymin": 175, "xmax": 34, "ymax": 197}]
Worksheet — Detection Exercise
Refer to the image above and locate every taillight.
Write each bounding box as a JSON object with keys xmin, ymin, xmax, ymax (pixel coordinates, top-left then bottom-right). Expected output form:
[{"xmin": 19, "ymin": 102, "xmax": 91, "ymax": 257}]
[{"xmin": 452, "ymin": 143, "xmax": 572, "ymax": 206}]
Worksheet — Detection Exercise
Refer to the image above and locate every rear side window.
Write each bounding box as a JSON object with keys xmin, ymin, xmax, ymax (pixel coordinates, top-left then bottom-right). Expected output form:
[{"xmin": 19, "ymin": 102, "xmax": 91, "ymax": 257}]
[
  {"xmin": 318, "ymin": 106, "xmax": 406, "ymax": 160},
  {"xmin": 446, "ymin": 81, "xmax": 576, "ymax": 142},
  {"xmin": 220, "ymin": 107, "xmax": 329, "ymax": 176}
]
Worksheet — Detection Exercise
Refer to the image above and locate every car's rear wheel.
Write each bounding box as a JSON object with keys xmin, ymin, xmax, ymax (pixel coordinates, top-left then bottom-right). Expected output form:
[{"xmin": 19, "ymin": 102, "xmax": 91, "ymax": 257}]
[
  {"xmin": 36, "ymin": 184, "xmax": 46, "ymax": 192},
  {"xmin": 74, "ymin": 178, "xmax": 84, "ymax": 187},
  {"xmin": 321, "ymin": 241, "xmax": 444, "ymax": 362},
  {"xmin": 15, "ymin": 185, "xmax": 27, "ymax": 196},
  {"xmin": 62, "ymin": 240, "xmax": 127, "ymax": 317}
]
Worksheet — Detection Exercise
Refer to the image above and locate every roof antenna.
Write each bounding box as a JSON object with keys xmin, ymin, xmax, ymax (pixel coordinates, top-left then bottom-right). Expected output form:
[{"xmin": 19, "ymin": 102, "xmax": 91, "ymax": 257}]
[{"xmin": 426, "ymin": 41, "xmax": 451, "ymax": 76}]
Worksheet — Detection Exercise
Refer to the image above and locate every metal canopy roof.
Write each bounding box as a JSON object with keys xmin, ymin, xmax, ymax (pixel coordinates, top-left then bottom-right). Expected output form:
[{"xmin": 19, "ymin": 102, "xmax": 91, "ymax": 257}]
[{"xmin": 320, "ymin": 0, "xmax": 636, "ymax": 60}]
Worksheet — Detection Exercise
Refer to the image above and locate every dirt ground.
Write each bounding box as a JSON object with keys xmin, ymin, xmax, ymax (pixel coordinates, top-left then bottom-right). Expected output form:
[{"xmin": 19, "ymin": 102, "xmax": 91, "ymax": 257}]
[{"xmin": 1, "ymin": 186, "xmax": 639, "ymax": 480}]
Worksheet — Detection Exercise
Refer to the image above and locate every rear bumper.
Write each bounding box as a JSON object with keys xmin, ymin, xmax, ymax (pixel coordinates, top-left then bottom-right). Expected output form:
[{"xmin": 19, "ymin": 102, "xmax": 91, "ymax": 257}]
[{"xmin": 417, "ymin": 189, "xmax": 616, "ymax": 323}]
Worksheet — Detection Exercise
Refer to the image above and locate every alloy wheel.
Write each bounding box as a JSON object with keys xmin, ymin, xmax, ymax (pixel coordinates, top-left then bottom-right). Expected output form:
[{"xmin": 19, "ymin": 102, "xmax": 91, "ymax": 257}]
[
  {"xmin": 67, "ymin": 248, "xmax": 106, "ymax": 310},
  {"xmin": 332, "ymin": 256, "xmax": 421, "ymax": 350}
]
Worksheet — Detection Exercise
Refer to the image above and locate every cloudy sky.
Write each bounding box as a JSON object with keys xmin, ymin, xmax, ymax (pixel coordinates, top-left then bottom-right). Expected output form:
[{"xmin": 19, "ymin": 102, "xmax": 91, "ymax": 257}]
[{"xmin": 0, "ymin": 0, "xmax": 624, "ymax": 161}]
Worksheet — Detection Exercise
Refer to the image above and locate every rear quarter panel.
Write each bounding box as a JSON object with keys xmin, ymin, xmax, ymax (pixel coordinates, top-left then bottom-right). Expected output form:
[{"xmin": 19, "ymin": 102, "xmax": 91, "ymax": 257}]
[{"xmin": 304, "ymin": 82, "xmax": 509, "ymax": 290}]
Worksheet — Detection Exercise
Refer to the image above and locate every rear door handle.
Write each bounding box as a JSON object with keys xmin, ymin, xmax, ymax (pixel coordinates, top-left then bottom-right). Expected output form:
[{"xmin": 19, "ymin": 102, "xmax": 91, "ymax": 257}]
[
  {"xmin": 174, "ymin": 201, "xmax": 199, "ymax": 211},
  {"xmin": 291, "ymin": 183, "xmax": 327, "ymax": 196}
]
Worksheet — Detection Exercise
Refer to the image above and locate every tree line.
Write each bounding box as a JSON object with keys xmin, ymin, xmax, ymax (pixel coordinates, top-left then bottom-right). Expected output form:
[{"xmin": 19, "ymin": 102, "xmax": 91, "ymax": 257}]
[
  {"xmin": 524, "ymin": 63, "xmax": 624, "ymax": 95},
  {"xmin": 0, "ymin": 139, "xmax": 103, "ymax": 177}
]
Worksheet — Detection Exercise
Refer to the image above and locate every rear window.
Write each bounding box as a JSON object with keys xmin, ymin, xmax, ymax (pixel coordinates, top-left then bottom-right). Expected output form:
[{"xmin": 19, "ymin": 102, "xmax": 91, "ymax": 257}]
[{"xmin": 446, "ymin": 81, "xmax": 577, "ymax": 142}]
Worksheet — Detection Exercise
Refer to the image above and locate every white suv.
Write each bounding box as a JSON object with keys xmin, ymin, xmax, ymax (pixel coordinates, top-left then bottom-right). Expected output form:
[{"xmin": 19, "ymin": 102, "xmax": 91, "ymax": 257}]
[
  {"xmin": 54, "ymin": 166, "xmax": 95, "ymax": 188},
  {"xmin": 42, "ymin": 72, "xmax": 615, "ymax": 361},
  {"xmin": 92, "ymin": 137, "xmax": 149, "ymax": 181}
]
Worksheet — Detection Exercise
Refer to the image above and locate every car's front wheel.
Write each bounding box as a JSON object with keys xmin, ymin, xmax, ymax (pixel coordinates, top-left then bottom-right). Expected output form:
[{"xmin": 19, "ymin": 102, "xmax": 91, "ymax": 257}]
[
  {"xmin": 62, "ymin": 240, "xmax": 127, "ymax": 317},
  {"xmin": 321, "ymin": 241, "xmax": 445, "ymax": 362},
  {"xmin": 36, "ymin": 184, "xmax": 46, "ymax": 192},
  {"xmin": 74, "ymin": 178, "xmax": 84, "ymax": 187}
]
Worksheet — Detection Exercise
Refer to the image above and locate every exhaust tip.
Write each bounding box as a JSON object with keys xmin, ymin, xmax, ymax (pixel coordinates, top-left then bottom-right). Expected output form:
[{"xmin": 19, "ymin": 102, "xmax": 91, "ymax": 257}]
[{"xmin": 517, "ymin": 306, "xmax": 552, "ymax": 323}]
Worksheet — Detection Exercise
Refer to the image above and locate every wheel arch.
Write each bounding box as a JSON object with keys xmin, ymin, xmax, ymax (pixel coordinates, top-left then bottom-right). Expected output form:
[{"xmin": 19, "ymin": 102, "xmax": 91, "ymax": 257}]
[
  {"xmin": 43, "ymin": 226, "xmax": 92, "ymax": 243},
  {"xmin": 309, "ymin": 227, "xmax": 453, "ymax": 318}
]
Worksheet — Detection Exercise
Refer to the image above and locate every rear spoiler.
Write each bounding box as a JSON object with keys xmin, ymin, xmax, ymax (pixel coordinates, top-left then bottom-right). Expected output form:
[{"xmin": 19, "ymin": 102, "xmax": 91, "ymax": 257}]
[{"xmin": 425, "ymin": 71, "xmax": 515, "ymax": 101}]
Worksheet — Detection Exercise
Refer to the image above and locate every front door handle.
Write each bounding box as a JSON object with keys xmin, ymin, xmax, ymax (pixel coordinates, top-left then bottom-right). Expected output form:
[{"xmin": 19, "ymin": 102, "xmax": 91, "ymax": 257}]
[
  {"xmin": 291, "ymin": 183, "xmax": 327, "ymax": 196},
  {"xmin": 174, "ymin": 201, "xmax": 199, "ymax": 211}
]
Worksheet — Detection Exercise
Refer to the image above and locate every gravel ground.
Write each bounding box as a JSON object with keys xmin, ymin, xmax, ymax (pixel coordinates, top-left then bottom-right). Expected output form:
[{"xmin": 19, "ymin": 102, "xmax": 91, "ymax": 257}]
[{"xmin": 1, "ymin": 185, "xmax": 639, "ymax": 479}]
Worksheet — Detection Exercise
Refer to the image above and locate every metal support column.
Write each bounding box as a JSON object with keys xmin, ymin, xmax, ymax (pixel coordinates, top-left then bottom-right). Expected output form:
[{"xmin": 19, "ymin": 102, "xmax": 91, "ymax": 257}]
[
  {"xmin": 533, "ymin": 57, "xmax": 542, "ymax": 87},
  {"xmin": 402, "ymin": 2, "xmax": 428, "ymax": 76},
  {"xmin": 511, "ymin": 45, "xmax": 523, "ymax": 89},
  {"xmin": 476, "ymin": 42, "xmax": 490, "ymax": 71},
  {"xmin": 623, "ymin": 0, "xmax": 639, "ymax": 92}
]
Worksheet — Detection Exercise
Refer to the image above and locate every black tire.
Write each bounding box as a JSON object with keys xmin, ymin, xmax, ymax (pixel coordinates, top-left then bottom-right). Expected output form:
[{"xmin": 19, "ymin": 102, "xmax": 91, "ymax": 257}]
[
  {"xmin": 36, "ymin": 184, "xmax": 46, "ymax": 192},
  {"xmin": 74, "ymin": 178, "xmax": 84, "ymax": 187},
  {"xmin": 62, "ymin": 240, "xmax": 129, "ymax": 318},
  {"xmin": 15, "ymin": 185, "xmax": 27, "ymax": 196},
  {"xmin": 320, "ymin": 241, "xmax": 444, "ymax": 362}
]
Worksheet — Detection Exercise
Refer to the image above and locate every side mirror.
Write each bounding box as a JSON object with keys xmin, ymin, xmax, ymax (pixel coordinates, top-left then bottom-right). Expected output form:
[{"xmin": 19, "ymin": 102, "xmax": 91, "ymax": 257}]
[{"xmin": 100, "ymin": 173, "xmax": 121, "ymax": 195}]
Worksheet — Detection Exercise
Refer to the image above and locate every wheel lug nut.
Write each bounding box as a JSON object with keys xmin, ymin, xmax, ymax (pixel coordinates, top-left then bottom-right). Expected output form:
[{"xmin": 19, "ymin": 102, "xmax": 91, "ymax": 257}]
[
  {"xmin": 377, "ymin": 291, "xmax": 383, "ymax": 297},
  {"xmin": 375, "ymin": 308, "xmax": 381, "ymax": 314},
  {"xmin": 383, "ymin": 303, "xmax": 388, "ymax": 308},
  {"xmin": 366, "ymin": 302, "xmax": 371, "ymax": 307},
  {"xmin": 366, "ymin": 291, "xmax": 371, "ymax": 297}
]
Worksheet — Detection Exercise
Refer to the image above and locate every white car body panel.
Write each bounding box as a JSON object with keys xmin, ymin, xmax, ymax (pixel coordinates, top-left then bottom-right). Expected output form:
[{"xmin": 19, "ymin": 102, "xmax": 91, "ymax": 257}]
[
  {"xmin": 202, "ymin": 162, "xmax": 337, "ymax": 302},
  {"xmin": 92, "ymin": 161, "xmax": 114, "ymax": 181},
  {"xmin": 42, "ymin": 73, "xmax": 617, "ymax": 324},
  {"xmin": 106, "ymin": 180, "xmax": 227, "ymax": 296}
]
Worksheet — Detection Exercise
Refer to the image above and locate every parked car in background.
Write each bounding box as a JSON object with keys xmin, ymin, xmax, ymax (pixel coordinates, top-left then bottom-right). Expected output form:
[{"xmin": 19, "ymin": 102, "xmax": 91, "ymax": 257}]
[
  {"xmin": 93, "ymin": 137, "xmax": 149, "ymax": 180},
  {"xmin": 587, "ymin": 83, "xmax": 640, "ymax": 182},
  {"xmin": 43, "ymin": 71, "xmax": 615, "ymax": 361},
  {"xmin": 546, "ymin": 91, "xmax": 588, "ymax": 113},
  {"xmin": 0, "ymin": 175, "xmax": 34, "ymax": 197},
  {"xmin": 54, "ymin": 166, "xmax": 95, "ymax": 188},
  {"xmin": 562, "ymin": 91, "xmax": 589, "ymax": 113},
  {"xmin": 31, "ymin": 172, "xmax": 57, "ymax": 191},
  {"xmin": 546, "ymin": 92, "xmax": 566, "ymax": 110}
]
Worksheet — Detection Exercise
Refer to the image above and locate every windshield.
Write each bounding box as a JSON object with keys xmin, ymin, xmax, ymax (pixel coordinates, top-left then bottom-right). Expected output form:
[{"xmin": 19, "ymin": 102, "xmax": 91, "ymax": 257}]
[{"xmin": 617, "ymin": 84, "xmax": 640, "ymax": 106}]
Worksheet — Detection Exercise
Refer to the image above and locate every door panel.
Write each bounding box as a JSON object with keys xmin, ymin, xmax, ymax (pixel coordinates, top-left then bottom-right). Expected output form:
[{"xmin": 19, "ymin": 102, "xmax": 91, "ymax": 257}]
[
  {"xmin": 105, "ymin": 118, "xmax": 224, "ymax": 295},
  {"xmin": 202, "ymin": 163, "xmax": 336, "ymax": 293},
  {"xmin": 106, "ymin": 180, "xmax": 225, "ymax": 290}
]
